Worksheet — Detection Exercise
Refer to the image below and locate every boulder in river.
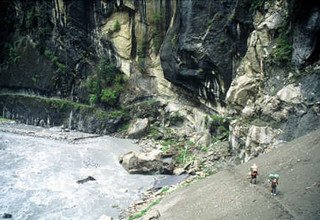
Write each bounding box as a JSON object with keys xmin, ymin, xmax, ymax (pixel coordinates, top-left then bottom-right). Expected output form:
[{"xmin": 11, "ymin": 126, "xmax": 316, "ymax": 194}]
[{"xmin": 77, "ymin": 176, "xmax": 96, "ymax": 184}]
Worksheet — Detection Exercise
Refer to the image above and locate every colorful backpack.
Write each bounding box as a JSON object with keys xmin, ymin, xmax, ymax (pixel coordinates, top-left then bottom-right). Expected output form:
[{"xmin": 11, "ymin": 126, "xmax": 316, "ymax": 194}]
[{"xmin": 269, "ymin": 173, "xmax": 279, "ymax": 181}]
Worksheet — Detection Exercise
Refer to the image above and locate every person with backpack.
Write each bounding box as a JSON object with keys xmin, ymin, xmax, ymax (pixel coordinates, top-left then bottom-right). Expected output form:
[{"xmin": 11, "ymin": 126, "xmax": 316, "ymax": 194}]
[
  {"xmin": 269, "ymin": 174, "xmax": 279, "ymax": 196},
  {"xmin": 250, "ymin": 163, "xmax": 258, "ymax": 184}
]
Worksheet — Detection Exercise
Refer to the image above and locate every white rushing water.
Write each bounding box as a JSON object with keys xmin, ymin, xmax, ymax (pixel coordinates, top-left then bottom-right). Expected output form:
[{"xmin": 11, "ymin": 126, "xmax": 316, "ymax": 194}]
[{"xmin": 0, "ymin": 124, "xmax": 161, "ymax": 219}]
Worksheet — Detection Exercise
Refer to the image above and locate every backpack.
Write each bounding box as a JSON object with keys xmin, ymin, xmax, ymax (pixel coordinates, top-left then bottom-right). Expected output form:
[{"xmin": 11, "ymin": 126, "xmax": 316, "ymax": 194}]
[{"xmin": 269, "ymin": 173, "xmax": 279, "ymax": 181}]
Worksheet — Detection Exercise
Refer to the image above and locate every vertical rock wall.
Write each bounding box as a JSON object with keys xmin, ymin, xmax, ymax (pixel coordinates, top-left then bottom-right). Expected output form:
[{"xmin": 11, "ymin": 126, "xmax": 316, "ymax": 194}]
[{"xmin": 160, "ymin": 0, "xmax": 252, "ymax": 108}]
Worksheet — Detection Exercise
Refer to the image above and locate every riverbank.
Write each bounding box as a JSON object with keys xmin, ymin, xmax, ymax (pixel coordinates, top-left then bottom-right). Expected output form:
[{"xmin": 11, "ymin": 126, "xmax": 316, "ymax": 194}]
[{"xmin": 143, "ymin": 129, "xmax": 320, "ymax": 219}]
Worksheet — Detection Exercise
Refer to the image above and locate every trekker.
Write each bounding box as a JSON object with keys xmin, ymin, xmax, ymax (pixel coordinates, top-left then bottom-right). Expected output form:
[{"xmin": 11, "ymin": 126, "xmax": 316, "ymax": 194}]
[
  {"xmin": 269, "ymin": 173, "xmax": 279, "ymax": 196},
  {"xmin": 271, "ymin": 178, "xmax": 278, "ymax": 195},
  {"xmin": 250, "ymin": 163, "xmax": 258, "ymax": 184}
]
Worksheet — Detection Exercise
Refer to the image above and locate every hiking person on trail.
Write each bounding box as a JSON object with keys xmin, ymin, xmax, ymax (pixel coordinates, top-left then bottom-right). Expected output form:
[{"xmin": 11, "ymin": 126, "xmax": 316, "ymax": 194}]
[
  {"xmin": 269, "ymin": 174, "xmax": 279, "ymax": 196},
  {"xmin": 250, "ymin": 163, "xmax": 258, "ymax": 184}
]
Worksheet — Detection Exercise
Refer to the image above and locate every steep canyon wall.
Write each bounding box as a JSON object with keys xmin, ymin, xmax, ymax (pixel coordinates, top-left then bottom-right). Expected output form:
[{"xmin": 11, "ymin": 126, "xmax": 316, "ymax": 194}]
[{"xmin": 0, "ymin": 0, "xmax": 320, "ymax": 161}]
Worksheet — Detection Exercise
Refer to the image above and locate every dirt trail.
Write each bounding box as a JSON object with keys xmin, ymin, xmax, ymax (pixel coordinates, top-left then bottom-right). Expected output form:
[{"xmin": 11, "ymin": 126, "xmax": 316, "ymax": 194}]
[{"xmin": 146, "ymin": 129, "xmax": 320, "ymax": 220}]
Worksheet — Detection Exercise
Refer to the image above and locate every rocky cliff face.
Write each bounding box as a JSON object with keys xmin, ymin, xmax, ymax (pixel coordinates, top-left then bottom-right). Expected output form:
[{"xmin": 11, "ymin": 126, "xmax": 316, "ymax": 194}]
[
  {"xmin": 161, "ymin": 0, "xmax": 252, "ymax": 108},
  {"xmin": 0, "ymin": 0, "xmax": 320, "ymax": 163},
  {"xmin": 226, "ymin": 0, "xmax": 320, "ymax": 162}
]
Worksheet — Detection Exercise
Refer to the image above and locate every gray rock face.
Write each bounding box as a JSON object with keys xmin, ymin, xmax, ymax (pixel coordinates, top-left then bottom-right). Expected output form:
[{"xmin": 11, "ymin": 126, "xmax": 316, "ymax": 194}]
[
  {"xmin": 160, "ymin": 0, "xmax": 252, "ymax": 103},
  {"xmin": 292, "ymin": 3, "xmax": 320, "ymax": 67}
]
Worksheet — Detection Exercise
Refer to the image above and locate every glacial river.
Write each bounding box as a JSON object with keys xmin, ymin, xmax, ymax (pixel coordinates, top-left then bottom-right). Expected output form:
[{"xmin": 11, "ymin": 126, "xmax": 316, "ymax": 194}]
[{"xmin": 0, "ymin": 123, "xmax": 161, "ymax": 219}]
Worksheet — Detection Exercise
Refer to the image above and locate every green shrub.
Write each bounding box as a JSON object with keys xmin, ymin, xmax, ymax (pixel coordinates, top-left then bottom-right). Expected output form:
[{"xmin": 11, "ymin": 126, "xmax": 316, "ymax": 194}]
[
  {"xmin": 108, "ymin": 109, "xmax": 129, "ymax": 119},
  {"xmin": 272, "ymin": 35, "xmax": 293, "ymax": 63},
  {"xmin": 89, "ymin": 94, "xmax": 98, "ymax": 106},
  {"xmin": 137, "ymin": 40, "xmax": 148, "ymax": 58},
  {"xmin": 113, "ymin": 20, "xmax": 121, "ymax": 32},
  {"xmin": 151, "ymin": 12, "xmax": 163, "ymax": 24},
  {"xmin": 100, "ymin": 88, "xmax": 117, "ymax": 106},
  {"xmin": 153, "ymin": 33, "xmax": 162, "ymax": 53},
  {"xmin": 175, "ymin": 145, "xmax": 194, "ymax": 164},
  {"xmin": 44, "ymin": 48, "xmax": 66, "ymax": 72},
  {"xmin": 86, "ymin": 57, "xmax": 126, "ymax": 107}
]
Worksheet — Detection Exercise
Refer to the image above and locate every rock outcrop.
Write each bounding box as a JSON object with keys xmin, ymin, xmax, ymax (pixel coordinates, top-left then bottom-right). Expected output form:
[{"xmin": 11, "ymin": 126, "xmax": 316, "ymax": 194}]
[{"xmin": 226, "ymin": 0, "xmax": 320, "ymax": 161}]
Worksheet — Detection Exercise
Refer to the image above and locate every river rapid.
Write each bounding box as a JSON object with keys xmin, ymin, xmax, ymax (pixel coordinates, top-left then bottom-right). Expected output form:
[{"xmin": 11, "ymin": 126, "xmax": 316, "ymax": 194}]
[{"xmin": 0, "ymin": 123, "xmax": 161, "ymax": 219}]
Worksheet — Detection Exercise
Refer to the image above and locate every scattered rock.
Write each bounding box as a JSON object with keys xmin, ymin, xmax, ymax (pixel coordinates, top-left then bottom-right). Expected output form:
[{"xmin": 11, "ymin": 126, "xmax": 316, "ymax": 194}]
[
  {"xmin": 2, "ymin": 213, "xmax": 12, "ymax": 219},
  {"xmin": 173, "ymin": 168, "xmax": 185, "ymax": 176},
  {"xmin": 77, "ymin": 176, "xmax": 96, "ymax": 184},
  {"xmin": 143, "ymin": 209, "xmax": 160, "ymax": 220}
]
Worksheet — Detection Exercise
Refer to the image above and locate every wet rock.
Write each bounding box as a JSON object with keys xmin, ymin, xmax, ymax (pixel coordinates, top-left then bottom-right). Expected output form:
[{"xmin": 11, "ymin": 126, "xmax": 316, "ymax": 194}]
[
  {"xmin": 77, "ymin": 176, "xmax": 96, "ymax": 184},
  {"xmin": 2, "ymin": 213, "xmax": 12, "ymax": 219}
]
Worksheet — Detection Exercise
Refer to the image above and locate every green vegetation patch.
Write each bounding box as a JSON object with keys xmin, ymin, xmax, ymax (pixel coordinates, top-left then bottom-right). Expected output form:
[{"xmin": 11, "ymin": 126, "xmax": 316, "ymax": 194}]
[
  {"xmin": 0, "ymin": 117, "xmax": 12, "ymax": 123},
  {"xmin": 113, "ymin": 20, "xmax": 121, "ymax": 32},
  {"xmin": 86, "ymin": 57, "xmax": 126, "ymax": 107},
  {"xmin": 44, "ymin": 48, "xmax": 66, "ymax": 73},
  {"xmin": 271, "ymin": 34, "xmax": 293, "ymax": 64},
  {"xmin": 151, "ymin": 12, "xmax": 165, "ymax": 54},
  {"xmin": 129, "ymin": 199, "xmax": 161, "ymax": 220},
  {"xmin": 0, "ymin": 94, "xmax": 128, "ymax": 125}
]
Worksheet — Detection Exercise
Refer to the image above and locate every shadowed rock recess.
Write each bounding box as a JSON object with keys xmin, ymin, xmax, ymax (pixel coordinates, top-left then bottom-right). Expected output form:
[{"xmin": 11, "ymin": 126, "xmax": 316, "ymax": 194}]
[{"xmin": 1, "ymin": 0, "xmax": 320, "ymax": 219}]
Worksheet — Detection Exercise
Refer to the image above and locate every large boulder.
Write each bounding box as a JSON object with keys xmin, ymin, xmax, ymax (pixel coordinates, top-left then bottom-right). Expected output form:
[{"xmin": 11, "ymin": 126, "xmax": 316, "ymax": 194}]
[
  {"xmin": 276, "ymin": 84, "xmax": 303, "ymax": 104},
  {"xmin": 127, "ymin": 118, "xmax": 150, "ymax": 139},
  {"xmin": 119, "ymin": 150, "xmax": 174, "ymax": 175},
  {"xmin": 226, "ymin": 75, "xmax": 259, "ymax": 108}
]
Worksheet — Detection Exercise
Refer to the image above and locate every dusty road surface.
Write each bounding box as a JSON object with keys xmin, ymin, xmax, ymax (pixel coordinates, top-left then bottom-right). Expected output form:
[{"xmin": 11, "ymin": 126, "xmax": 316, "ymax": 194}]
[
  {"xmin": 147, "ymin": 129, "xmax": 320, "ymax": 220},
  {"xmin": 0, "ymin": 123, "xmax": 162, "ymax": 219}
]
